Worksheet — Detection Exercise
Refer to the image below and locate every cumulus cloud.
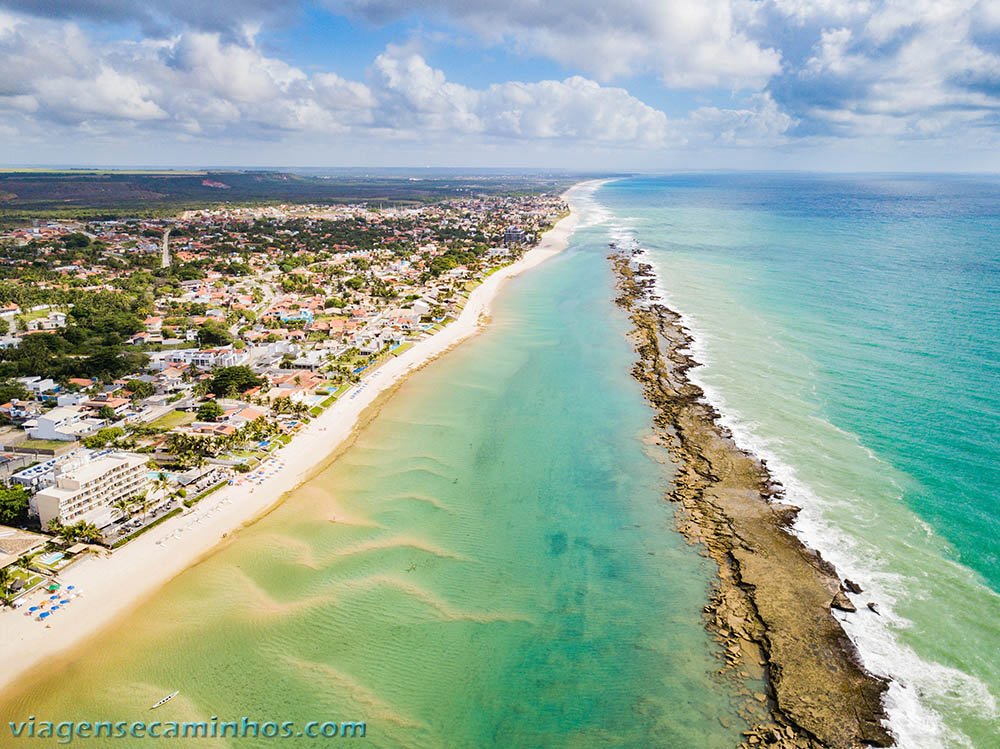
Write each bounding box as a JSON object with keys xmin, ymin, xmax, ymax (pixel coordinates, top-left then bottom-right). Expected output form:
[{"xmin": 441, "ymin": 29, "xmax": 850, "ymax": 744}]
[
  {"xmin": 766, "ymin": 0, "xmax": 1000, "ymax": 139},
  {"xmin": 337, "ymin": 0, "xmax": 783, "ymax": 88},
  {"xmin": 0, "ymin": 0, "xmax": 299, "ymax": 40},
  {"xmin": 5, "ymin": 0, "xmax": 1000, "ymax": 162},
  {"xmin": 0, "ymin": 15, "xmax": 790, "ymax": 152}
]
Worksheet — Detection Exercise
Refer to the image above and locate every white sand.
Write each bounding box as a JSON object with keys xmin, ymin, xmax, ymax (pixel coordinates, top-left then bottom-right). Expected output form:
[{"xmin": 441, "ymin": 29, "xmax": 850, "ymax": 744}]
[{"xmin": 0, "ymin": 180, "xmax": 598, "ymax": 694}]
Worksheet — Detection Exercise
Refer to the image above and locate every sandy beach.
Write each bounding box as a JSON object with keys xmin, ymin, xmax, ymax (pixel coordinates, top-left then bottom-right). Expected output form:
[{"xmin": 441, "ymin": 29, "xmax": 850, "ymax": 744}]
[{"xmin": 0, "ymin": 181, "xmax": 594, "ymax": 696}]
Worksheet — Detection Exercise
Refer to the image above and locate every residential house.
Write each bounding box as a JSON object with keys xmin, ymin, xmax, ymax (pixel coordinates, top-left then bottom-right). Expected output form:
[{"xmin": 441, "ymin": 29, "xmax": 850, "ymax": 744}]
[{"xmin": 24, "ymin": 406, "xmax": 100, "ymax": 442}]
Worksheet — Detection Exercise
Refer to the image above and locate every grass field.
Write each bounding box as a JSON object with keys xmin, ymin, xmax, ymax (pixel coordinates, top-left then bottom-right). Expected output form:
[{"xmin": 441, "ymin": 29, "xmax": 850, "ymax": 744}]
[
  {"xmin": 18, "ymin": 438, "xmax": 72, "ymax": 450},
  {"xmin": 148, "ymin": 410, "xmax": 194, "ymax": 430}
]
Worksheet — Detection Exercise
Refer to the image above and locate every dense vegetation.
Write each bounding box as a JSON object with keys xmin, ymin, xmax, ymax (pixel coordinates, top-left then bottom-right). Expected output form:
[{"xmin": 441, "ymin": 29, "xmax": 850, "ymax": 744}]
[
  {"xmin": 0, "ymin": 292, "xmax": 149, "ymax": 381},
  {"xmin": 0, "ymin": 170, "xmax": 582, "ymax": 224},
  {"xmin": 208, "ymin": 366, "xmax": 262, "ymax": 397}
]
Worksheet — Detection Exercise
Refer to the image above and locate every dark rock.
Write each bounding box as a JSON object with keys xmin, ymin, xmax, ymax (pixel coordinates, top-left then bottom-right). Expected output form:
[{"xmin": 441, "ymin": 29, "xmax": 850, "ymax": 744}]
[
  {"xmin": 867, "ymin": 602, "xmax": 880, "ymax": 615},
  {"xmin": 843, "ymin": 579, "xmax": 863, "ymax": 594}
]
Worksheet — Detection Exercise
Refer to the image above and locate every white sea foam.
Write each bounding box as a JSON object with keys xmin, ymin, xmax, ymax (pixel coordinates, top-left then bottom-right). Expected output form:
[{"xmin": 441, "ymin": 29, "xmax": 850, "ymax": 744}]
[
  {"xmin": 569, "ymin": 180, "xmax": 614, "ymax": 228},
  {"xmin": 605, "ymin": 220, "xmax": 999, "ymax": 748}
]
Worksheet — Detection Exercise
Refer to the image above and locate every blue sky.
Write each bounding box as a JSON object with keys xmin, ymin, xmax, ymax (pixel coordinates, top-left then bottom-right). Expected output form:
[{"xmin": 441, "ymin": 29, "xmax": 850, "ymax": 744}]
[{"xmin": 2, "ymin": 0, "xmax": 1000, "ymax": 170}]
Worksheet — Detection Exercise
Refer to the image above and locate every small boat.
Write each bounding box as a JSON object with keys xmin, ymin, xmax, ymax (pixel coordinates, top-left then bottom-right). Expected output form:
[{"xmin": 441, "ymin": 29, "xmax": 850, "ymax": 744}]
[{"xmin": 150, "ymin": 691, "xmax": 179, "ymax": 710}]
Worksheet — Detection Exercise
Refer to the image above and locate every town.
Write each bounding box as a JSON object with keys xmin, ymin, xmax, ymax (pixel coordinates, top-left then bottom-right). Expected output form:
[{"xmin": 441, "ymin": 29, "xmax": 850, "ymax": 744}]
[{"xmin": 0, "ymin": 192, "xmax": 566, "ymax": 606}]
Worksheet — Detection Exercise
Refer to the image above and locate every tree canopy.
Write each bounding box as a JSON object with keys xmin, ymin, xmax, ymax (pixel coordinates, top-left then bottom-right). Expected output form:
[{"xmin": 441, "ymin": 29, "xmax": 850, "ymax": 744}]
[
  {"xmin": 208, "ymin": 365, "xmax": 262, "ymax": 397},
  {"xmin": 0, "ymin": 486, "xmax": 29, "ymax": 525},
  {"xmin": 197, "ymin": 400, "xmax": 224, "ymax": 422}
]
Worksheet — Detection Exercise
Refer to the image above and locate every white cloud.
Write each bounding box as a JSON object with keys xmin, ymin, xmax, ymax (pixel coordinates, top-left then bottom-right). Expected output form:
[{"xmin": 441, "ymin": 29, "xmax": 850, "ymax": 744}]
[
  {"xmin": 687, "ymin": 93, "xmax": 796, "ymax": 145},
  {"xmin": 0, "ymin": 17, "xmax": 791, "ymax": 152},
  {"xmin": 166, "ymin": 32, "xmax": 306, "ymax": 103},
  {"xmin": 336, "ymin": 0, "xmax": 783, "ymax": 89},
  {"xmin": 767, "ymin": 0, "xmax": 1000, "ymax": 141}
]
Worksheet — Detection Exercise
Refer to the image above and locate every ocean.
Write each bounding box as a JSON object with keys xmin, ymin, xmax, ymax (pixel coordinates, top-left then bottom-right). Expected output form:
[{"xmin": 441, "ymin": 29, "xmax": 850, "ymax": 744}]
[
  {"xmin": 599, "ymin": 174, "xmax": 1000, "ymax": 747},
  {"xmin": 4, "ymin": 175, "xmax": 998, "ymax": 748}
]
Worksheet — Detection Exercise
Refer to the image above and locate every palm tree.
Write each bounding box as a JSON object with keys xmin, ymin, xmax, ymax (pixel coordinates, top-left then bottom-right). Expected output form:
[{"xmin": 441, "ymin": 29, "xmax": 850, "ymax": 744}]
[
  {"xmin": 111, "ymin": 497, "xmax": 133, "ymax": 522},
  {"xmin": 14, "ymin": 555, "xmax": 33, "ymax": 574},
  {"xmin": 133, "ymin": 493, "xmax": 151, "ymax": 522},
  {"xmin": 57, "ymin": 523, "xmax": 77, "ymax": 546},
  {"xmin": 75, "ymin": 522, "xmax": 101, "ymax": 543},
  {"xmin": 0, "ymin": 566, "xmax": 11, "ymax": 606},
  {"xmin": 150, "ymin": 472, "xmax": 170, "ymax": 506}
]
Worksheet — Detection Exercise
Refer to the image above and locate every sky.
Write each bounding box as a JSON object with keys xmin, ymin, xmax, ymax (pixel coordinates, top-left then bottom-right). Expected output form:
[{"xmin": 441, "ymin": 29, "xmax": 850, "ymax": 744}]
[{"xmin": 2, "ymin": 0, "xmax": 1000, "ymax": 170}]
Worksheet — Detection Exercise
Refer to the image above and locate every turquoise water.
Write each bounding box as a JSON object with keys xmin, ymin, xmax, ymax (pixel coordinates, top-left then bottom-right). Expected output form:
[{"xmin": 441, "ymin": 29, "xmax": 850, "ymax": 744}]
[
  {"xmin": 599, "ymin": 174, "xmax": 1000, "ymax": 746},
  {"xmin": 1, "ymin": 186, "xmax": 754, "ymax": 747}
]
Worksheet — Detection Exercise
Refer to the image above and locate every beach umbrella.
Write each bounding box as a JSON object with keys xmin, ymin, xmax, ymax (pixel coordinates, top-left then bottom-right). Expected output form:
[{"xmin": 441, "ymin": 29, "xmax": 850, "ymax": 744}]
[
  {"xmin": 67, "ymin": 585, "xmax": 75, "ymax": 590},
  {"xmin": 51, "ymin": 606, "xmax": 60, "ymax": 611},
  {"xmin": 59, "ymin": 599, "xmax": 70, "ymax": 604},
  {"xmin": 28, "ymin": 606, "xmax": 39, "ymax": 612},
  {"xmin": 38, "ymin": 612, "xmax": 50, "ymax": 619},
  {"xmin": 49, "ymin": 594, "xmax": 58, "ymax": 600}
]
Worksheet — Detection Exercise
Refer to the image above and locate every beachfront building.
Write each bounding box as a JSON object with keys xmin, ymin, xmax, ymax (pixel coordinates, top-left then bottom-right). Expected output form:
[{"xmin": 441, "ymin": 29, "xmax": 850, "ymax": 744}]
[{"xmin": 33, "ymin": 451, "xmax": 149, "ymax": 529}]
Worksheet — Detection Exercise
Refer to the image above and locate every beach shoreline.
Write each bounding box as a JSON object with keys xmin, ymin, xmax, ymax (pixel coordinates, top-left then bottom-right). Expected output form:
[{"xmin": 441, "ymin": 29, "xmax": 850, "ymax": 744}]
[{"xmin": 0, "ymin": 180, "xmax": 598, "ymax": 698}]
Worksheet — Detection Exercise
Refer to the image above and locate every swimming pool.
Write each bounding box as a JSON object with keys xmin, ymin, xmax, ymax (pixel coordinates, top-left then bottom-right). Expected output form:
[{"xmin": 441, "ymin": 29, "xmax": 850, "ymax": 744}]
[{"xmin": 37, "ymin": 551, "xmax": 64, "ymax": 566}]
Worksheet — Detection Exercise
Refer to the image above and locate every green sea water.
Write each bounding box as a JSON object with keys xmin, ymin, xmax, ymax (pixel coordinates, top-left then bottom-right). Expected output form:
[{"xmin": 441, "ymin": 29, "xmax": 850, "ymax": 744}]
[{"xmin": 1, "ymin": 190, "xmax": 754, "ymax": 747}]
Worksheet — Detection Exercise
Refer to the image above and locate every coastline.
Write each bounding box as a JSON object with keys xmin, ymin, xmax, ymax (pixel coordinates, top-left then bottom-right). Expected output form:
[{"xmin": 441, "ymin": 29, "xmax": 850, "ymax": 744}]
[
  {"xmin": 0, "ymin": 180, "xmax": 596, "ymax": 697},
  {"xmin": 609, "ymin": 249, "xmax": 893, "ymax": 749}
]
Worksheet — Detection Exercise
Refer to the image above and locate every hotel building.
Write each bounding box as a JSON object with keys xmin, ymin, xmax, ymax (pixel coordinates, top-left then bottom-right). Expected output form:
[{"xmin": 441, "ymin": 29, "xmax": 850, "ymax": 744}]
[{"xmin": 33, "ymin": 452, "xmax": 150, "ymax": 529}]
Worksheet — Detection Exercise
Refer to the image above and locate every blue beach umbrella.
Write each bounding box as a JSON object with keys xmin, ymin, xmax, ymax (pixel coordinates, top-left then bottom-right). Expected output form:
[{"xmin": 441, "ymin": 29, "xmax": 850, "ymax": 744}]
[
  {"xmin": 49, "ymin": 595, "xmax": 58, "ymax": 600},
  {"xmin": 38, "ymin": 612, "xmax": 50, "ymax": 619},
  {"xmin": 60, "ymin": 599, "xmax": 70, "ymax": 604},
  {"xmin": 28, "ymin": 606, "xmax": 39, "ymax": 612},
  {"xmin": 51, "ymin": 606, "xmax": 60, "ymax": 611},
  {"xmin": 67, "ymin": 585, "xmax": 75, "ymax": 590}
]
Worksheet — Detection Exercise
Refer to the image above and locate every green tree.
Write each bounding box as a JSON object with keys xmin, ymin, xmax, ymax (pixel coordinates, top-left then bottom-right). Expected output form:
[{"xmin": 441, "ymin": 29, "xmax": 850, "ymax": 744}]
[
  {"xmin": 73, "ymin": 521, "xmax": 102, "ymax": 543},
  {"xmin": 0, "ymin": 566, "xmax": 11, "ymax": 605},
  {"xmin": 208, "ymin": 366, "xmax": 262, "ymax": 397},
  {"xmin": 111, "ymin": 497, "xmax": 133, "ymax": 521},
  {"xmin": 197, "ymin": 320, "xmax": 233, "ymax": 347},
  {"xmin": 197, "ymin": 401, "xmax": 225, "ymax": 422},
  {"xmin": 98, "ymin": 404, "xmax": 116, "ymax": 420},
  {"xmin": 82, "ymin": 426, "xmax": 124, "ymax": 449},
  {"xmin": 124, "ymin": 379, "xmax": 155, "ymax": 399},
  {"xmin": 0, "ymin": 486, "xmax": 29, "ymax": 525},
  {"xmin": 0, "ymin": 379, "xmax": 30, "ymax": 405},
  {"xmin": 61, "ymin": 233, "xmax": 92, "ymax": 249}
]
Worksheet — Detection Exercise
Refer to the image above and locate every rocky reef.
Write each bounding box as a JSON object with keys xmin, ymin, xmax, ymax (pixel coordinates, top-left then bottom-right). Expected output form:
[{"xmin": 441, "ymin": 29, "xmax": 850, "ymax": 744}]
[{"xmin": 609, "ymin": 250, "xmax": 893, "ymax": 749}]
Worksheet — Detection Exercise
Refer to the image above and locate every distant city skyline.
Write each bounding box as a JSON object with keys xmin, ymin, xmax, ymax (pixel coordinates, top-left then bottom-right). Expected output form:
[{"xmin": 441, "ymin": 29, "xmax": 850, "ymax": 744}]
[{"xmin": 2, "ymin": 1, "xmax": 1000, "ymax": 171}]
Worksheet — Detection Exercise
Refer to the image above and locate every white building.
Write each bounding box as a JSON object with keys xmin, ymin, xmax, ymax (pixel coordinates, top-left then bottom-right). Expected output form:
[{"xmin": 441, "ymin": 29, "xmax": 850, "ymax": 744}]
[
  {"xmin": 18, "ymin": 376, "xmax": 57, "ymax": 396},
  {"xmin": 33, "ymin": 452, "xmax": 149, "ymax": 529},
  {"xmin": 25, "ymin": 406, "xmax": 102, "ymax": 442},
  {"xmin": 150, "ymin": 346, "xmax": 249, "ymax": 371},
  {"xmin": 25, "ymin": 312, "xmax": 66, "ymax": 331}
]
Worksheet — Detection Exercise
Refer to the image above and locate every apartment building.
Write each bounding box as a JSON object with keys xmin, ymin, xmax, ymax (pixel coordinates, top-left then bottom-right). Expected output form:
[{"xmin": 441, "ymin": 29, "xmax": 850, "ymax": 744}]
[
  {"xmin": 33, "ymin": 452, "xmax": 149, "ymax": 529},
  {"xmin": 151, "ymin": 346, "xmax": 249, "ymax": 371}
]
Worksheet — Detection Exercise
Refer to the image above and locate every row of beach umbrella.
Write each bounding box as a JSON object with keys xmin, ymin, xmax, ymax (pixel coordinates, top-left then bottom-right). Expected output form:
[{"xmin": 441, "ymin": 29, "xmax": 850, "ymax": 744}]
[{"xmin": 27, "ymin": 585, "xmax": 81, "ymax": 620}]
